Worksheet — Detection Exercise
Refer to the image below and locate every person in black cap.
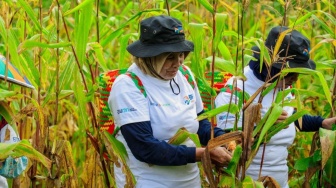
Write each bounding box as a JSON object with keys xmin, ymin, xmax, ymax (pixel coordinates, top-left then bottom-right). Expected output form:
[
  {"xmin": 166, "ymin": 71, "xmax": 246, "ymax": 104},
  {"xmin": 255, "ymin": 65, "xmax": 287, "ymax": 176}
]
[
  {"xmin": 215, "ymin": 26, "xmax": 336, "ymax": 187},
  {"xmin": 108, "ymin": 15, "xmax": 232, "ymax": 188}
]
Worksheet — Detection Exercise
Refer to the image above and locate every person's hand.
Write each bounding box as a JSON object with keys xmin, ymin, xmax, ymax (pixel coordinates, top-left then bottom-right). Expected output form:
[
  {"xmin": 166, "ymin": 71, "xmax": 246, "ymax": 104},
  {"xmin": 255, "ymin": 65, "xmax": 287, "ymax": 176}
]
[
  {"xmin": 209, "ymin": 147, "xmax": 232, "ymax": 166},
  {"xmin": 322, "ymin": 116, "xmax": 336, "ymax": 130},
  {"xmin": 275, "ymin": 110, "xmax": 288, "ymax": 124}
]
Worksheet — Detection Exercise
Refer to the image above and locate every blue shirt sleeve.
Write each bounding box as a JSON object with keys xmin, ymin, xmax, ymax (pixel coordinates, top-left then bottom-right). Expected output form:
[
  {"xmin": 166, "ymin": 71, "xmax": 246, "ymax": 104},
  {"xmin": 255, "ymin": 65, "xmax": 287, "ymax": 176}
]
[
  {"xmin": 120, "ymin": 110, "xmax": 225, "ymax": 166},
  {"xmin": 120, "ymin": 121, "xmax": 196, "ymax": 166},
  {"xmin": 197, "ymin": 110, "xmax": 226, "ymax": 145},
  {"xmin": 294, "ymin": 114, "xmax": 324, "ymax": 132}
]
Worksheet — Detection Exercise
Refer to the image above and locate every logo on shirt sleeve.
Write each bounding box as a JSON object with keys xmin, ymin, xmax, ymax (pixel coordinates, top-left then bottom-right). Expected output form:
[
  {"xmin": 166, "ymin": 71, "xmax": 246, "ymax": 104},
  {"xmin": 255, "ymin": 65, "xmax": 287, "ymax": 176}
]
[{"xmin": 218, "ymin": 113, "xmax": 235, "ymax": 120}]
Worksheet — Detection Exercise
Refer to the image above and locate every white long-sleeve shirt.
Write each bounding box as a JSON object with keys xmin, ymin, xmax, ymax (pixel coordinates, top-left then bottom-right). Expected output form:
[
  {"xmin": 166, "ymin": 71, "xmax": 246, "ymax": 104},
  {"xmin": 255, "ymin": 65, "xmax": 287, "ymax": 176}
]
[{"xmin": 215, "ymin": 66, "xmax": 296, "ymax": 188}]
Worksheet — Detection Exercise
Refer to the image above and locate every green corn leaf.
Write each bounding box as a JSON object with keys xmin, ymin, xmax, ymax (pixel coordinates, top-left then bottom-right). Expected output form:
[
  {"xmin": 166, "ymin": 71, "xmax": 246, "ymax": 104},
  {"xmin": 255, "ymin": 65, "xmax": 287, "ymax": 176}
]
[
  {"xmin": 189, "ymin": 23, "xmax": 206, "ymax": 79},
  {"xmin": 3, "ymin": 29, "xmax": 20, "ymax": 71},
  {"xmin": 0, "ymin": 17, "xmax": 5, "ymax": 39},
  {"xmin": 274, "ymin": 87, "xmax": 294, "ymax": 103},
  {"xmin": 89, "ymin": 42, "xmax": 108, "ymax": 71},
  {"xmin": 85, "ymin": 83, "xmax": 98, "ymax": 103},
  {"xmin": 275, "ymin": 88, "xmax": 304, "ymax": 111},
  {"xmin": 120, "ymin": 2, "xmax": 138, "ymax": 16},
  {"xmin": 261, "ymin": 81, "xmax": 277, "ymax": 97},
  {"xmin": 218, "ymin": 41, "xmax": 233, "ymax": 65},
  {"xmin": 42, "ymin": 55, "xmax": 75, "ymax": 106},
  {"xmin": 223, "ymin": 145, "xmax": 242, "ymax": 176},
  {"xmin": 223, "ymin": 30, "xmax": 239, "ymax": 38},
  {"xmin": 255, "ymin": 103, "xmax": 283, "ymax": 148},
  {"xmin": 197, "ymin": 104, "xmax": 239, "ymax": 121},
  {"xmin": 17, "ymin": 0, "xmax": 42, "ymax": 31},
  {"xmin": 59, "ymin": 90, "xmax": 74, "ymax": 99},
  {"xmin": 118, "ymin": 34, "xmax": 133, "ymax": 69},
  {"xmin": 22, "ymin": 41, "xmax": 71, "ymax": 49},
  {"xmin": 103, "ymin": 131, "xmax": 136, "ymax": 187},
  {"xmin": 0, "ymin": 139, "xmax": 51, "ymax": 169},
  {"xmin": 294, "ymin": 155, "xmax": 316, "ymax": 171},
  {"xmin": 168, "ymin": 128, "xmax": 190, "ymax": 145},
  {"xmin": 213, "ymin": 14, "xmax": 227, "ymax": 51},
  {"xmin": 58, "ymin": 56, "xmax": 76, "ymax": 90},
  {"xmin": 267, "ymin": 109, "xmax": 309, "ymax": 140},
  {"xmin": 242, "ymin": 176, "xmax": 265, "ymax": 187},
  {"xmin": 42, "ymin": 72, "xmax": 56, "ymax": 107},
  {"xmin": 259, "ymin": 40, "xmax": 272, "ymax": 66},
  {"xmin": 244, "ymin": 23, "xmax": 259, "ymax": 38},
  {"xmin": 0, "ymin": 89, "xmax": 18, "ymax": 99},
  {"xmin": 314, "ymin": 71, "xmax": 332, "ymax": 107},
  {"xmin": 289, "ymin": 11, "xmax": 314, "ymax": 26},
  {"xmin": 74, "ymin": 0, "xmax": 94, "ymax": 67},
  {"xmin": 101, "ymin": 29, "xmax": 124, "ymax": 48},
  {"xmin": 188, "ymin": 133, "xmax": 202, "ymax": 148},
  {"xmin": 101, "ymin": 9, "xmax": 163, "ymax": 47},
  {"xmin": 168, "ymin": 128, "xmax": 201, "ymax": 147},
  {"xmin": 316, "ymin": 60, "xmax": 336, "ymax": 69},
  {"xmin": 318, "ymin": 10, "xmax": 336, "ymax": 26},
  {"xmin": 281, "ymin": 68, "xmax": 332, "ymax": 107},
  {"xmin": 311, "ymin": 14, "xmax": 334, "ymax": 36},
  {"xmin": 103, "ymin": 131, "xmax": 128, "ymax": 162},
  {"xmin": 72, "ymin": 72, "xmax": 89, "ymax": 130},
  {"xmin": 295, "ymin": 88, "xmax": 325, "ymax": 99},
  {"xmin": 197, "ymin": 76, "xmax": 217, "ymax": 98},
  {"xmin": 219, "ymin": 175, "xmax": 236, "ymax": 187},
  {"xmin": 197, "ymin": 0, "xmax": 214, "ymax": 13},
  {"xmin": 242, "ymin": 176, "xmax": 257, "ymax": 188},
  {"xmin": 252, "ymin": 105, "xmax": 272, "ymax": 137},
  {"xmin": 205, "ymin": 56, "xmax": 236, "ymax": 75},
  {"xmin": 19, "ymin": 51, "xmax": 40, "ymax": 86},
  {"xmin": 63, "ymin": 0, "xmax": 95, "ymax": 16}
]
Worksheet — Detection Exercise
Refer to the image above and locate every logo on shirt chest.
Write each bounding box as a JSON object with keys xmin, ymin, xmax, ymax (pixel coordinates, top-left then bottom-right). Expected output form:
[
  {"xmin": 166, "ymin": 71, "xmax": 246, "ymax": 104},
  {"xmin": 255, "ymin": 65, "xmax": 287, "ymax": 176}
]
[{"xmin": 184, "ymin": 94, "xmax": 194, "ymax": 105}]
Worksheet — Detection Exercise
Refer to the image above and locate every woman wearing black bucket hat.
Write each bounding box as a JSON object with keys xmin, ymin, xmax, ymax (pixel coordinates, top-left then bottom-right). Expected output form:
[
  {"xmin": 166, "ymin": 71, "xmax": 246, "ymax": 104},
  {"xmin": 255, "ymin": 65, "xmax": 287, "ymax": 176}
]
[
  {"xmin": 108, "ymin": 15, "xmax": 232, "ymax": 188},
  {"xmin": 215, "ymin": 26, "xmax": 336, "ymax": 187}
]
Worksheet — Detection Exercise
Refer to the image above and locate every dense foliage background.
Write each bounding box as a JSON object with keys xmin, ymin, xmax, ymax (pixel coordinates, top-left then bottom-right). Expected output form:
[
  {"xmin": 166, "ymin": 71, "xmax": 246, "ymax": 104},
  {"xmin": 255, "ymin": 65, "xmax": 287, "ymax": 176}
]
[{"xmin": 0, "ymin": 0, "xmax": 335, "ymax": 187}]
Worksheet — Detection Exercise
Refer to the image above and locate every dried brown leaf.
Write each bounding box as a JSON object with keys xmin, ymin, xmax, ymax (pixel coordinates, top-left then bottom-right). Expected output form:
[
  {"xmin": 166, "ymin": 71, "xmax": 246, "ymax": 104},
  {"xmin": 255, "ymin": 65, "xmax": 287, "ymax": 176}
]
[
  {"xmin": 201, "ymin": 147, "xmax": 216, "ymax": 188},
  {"xmin": 258, "ymin": 176, "xmax": 281, "ymax": 188},
  {"xmin": 207, "ymin": 131, "xmax": 242, "ymax": 150},
  {"xmin": 241, "ymin": 103, "xmax": 261, "ymax": 176}
]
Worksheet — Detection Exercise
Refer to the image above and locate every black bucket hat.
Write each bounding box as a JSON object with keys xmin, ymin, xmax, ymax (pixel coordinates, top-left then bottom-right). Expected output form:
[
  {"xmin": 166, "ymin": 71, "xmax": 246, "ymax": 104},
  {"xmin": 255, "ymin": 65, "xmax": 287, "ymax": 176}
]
[
  {"xmin": 252, "ymin": 26, "xmax": 316, "ymax": 70},
  {"xmin": 127, "ymin": 15, "xmax": 194, "ymax": 58}
]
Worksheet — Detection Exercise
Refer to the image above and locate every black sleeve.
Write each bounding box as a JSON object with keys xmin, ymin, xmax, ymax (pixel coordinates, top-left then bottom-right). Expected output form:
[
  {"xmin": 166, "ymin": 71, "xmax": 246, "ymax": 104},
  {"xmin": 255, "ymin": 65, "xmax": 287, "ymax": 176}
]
[
  {"xmin": 294, "ymin": 114, "xmax": 324, "ymax": 132},
  {"xmin": 197, "ymin": 110, "xmax": 226, "ymax": 146},
  {"xmin": 120, "ymin": 121, "xmax": 196, "ymax": 166}
]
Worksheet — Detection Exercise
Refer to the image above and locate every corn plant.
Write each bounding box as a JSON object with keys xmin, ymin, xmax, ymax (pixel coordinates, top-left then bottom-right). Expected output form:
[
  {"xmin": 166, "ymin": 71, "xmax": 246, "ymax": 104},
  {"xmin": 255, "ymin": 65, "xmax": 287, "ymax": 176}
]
[{"xmin": 0, "ymin": 0, "xmax": 335, "ymax": 187}]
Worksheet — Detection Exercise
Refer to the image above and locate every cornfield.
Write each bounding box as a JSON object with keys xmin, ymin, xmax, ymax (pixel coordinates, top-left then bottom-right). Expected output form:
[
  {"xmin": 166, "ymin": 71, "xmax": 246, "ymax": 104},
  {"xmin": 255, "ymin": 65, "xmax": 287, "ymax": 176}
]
[{"xmin": 0, "ymin": 0, "xmax": 335, "ymax": 187}]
